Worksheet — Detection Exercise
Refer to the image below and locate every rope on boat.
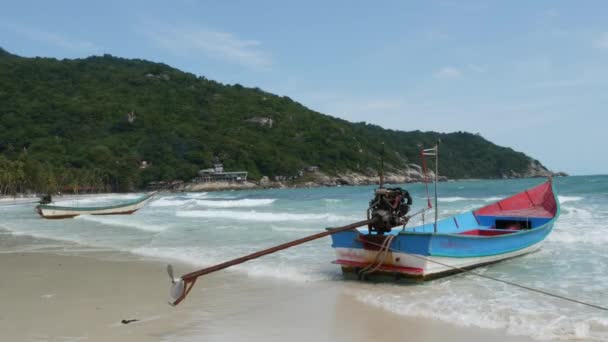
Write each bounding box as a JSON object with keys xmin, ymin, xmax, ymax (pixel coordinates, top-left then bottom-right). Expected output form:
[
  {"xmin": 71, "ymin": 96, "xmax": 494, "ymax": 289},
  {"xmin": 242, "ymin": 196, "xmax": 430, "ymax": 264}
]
[
  {"xmin": 358, "ymin": 234, "xmax": 395, "ymax": 279},
  {"xmin": 359, "ymin": 239, "xmax": 608, "ymax": 312}
]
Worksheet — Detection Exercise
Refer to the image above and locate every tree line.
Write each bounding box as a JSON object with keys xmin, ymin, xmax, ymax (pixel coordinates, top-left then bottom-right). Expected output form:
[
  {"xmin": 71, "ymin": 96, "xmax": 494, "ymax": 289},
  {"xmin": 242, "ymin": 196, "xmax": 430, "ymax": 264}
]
[
  {"xmin": 0, "ymin": 48, "xmax": 543, "ymax": 194},
  {"xmin": 0, "ymin": 154, "xmax": 114, "ymax": 196}
]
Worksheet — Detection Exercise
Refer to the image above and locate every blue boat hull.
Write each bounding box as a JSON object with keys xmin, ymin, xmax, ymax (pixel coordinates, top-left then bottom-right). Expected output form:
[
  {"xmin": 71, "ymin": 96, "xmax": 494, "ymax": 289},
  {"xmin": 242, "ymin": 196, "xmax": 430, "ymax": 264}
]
[{"xmin": 330, "ymin": 180, "xmax": 560, "ymax": 279}]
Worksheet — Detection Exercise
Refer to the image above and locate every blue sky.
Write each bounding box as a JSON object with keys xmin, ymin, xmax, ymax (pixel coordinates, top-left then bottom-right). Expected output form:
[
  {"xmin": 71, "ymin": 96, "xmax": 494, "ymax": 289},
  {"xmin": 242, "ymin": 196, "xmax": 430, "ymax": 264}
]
[{"xmin": 1, "ymin": 1, "xmax": 607, "ymax": 175}]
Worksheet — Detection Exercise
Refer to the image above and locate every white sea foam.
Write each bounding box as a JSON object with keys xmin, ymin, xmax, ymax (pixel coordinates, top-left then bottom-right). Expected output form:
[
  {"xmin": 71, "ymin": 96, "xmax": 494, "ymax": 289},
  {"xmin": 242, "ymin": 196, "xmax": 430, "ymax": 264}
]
[
  {"xmin": 549, "ymin": 206, "xmax": 608, "ymax": 245},
  {"xmin": 131, "ymin": 246, "xmax": 225, "ymax": 267},
  {"xmin": 131, "ymin": 246, "xmax": 329, "ymax": 282},
  {"xmin": 483, "ymin": 196, "xmax": 503, "ymax": 202},
  {"xmin": 270, "ymin": 226, "xmax": 322, "ymax": 233},
  {"xmin": 438, "ymin": 197, "xmax": 469, "ymax": 202},
  {"xmin": 243, "ymin": 262, "xmax": 328, "ymax": 282},
  {"xmin": 150, "ymin": 198, "xmax": 275, "ymax": 208},
  {"xmin": 74, "ymin": 215, "xmax": 169, "ymax": 232},
  {"xmin": 175, "ymin": 210, "xmax": 356, "ymax": 222},
  {"xmin": 439, "ymin": 196, "xmax": 503, "ymax": 203},
  {"xmin": 560, "ymin": 205, "xmax": 594, "ymax": 221},
  {"xmin": 185, "ymin": 192, "xmax": 238, "ymax": 199},
  {"xmin": 214, "ymin": 225, "xmax": 250, "ymax": 230},
  {"xmin": 559, "ymin": 196, "xmax": 584, "ymax": 203},
  {"xmin": 193, "ymin": 199, "xmax": 276, "ymax": 208},
  {"xmin": 0, "ymin": 228, "xmax": 92, "ymax": 247},
  {"xmin": 353, "ymin": 279, "xmax": 608, "ymax": 341},
  {"xmin": 183, "ymin": 192, "xmax": 209, "ymax": 199},
  {"xmin": 149, "ymin": 198, "xmax": 193, "ymax": 207},
  {"xmin": 0, "ymin": 197, "xmax": 38, "ymax": 205}
]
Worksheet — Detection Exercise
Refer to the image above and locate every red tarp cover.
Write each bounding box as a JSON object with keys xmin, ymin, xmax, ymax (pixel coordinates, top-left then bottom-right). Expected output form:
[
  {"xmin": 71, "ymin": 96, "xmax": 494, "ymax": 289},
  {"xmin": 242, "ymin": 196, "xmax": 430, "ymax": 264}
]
[{"xmin": 474, "ymin": 181, "xmax": 557, "ymax": 218}]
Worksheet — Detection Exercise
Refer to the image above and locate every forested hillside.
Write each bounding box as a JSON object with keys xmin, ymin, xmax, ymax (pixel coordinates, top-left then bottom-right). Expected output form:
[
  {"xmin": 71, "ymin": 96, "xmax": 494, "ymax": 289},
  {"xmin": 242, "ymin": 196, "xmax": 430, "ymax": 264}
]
[{"xmin": 0, "ymin": 48, "xmax": 547, "ymax": 193}]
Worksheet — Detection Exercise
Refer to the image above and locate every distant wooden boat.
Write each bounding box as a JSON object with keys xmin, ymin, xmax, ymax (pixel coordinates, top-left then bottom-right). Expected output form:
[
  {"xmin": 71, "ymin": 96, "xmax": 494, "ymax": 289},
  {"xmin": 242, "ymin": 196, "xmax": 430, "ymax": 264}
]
[
  {"xmin": 36, "ymin": 193, "xmax": 155, "ymax": 219},
  {"xmin": 330, "ymin": 180, "xmax": 559, "ymax": 280}
]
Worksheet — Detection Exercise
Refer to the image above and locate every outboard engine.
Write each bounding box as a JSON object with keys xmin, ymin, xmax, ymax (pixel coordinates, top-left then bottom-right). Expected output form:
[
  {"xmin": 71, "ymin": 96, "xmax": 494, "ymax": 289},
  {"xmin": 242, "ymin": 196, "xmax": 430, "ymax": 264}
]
[
  {"xmin": 39, "ymin": 193, "xmax": 52, "ymax": 205},
  {"xmin": 367, "ymin": 187, "xmax": 412, "ymax": 234}
]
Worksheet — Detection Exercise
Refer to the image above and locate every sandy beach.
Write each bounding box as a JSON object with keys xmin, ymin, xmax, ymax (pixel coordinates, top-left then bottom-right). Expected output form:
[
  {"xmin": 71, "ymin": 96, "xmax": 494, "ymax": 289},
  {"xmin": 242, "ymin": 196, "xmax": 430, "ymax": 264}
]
[
  {"xmin": 0, "ymin": 250, "xmax": 194, "ymax": 341},
  {"xmin": 0, "ymin": 247, "xmax": 536, "ymax": 342}
]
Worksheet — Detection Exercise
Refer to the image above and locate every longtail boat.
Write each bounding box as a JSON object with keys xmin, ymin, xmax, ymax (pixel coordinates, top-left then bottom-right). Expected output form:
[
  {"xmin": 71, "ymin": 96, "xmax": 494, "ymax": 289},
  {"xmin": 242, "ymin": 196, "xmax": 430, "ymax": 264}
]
[
  {"xmin": 36, "ymin": 193, "xmax": 155, "ymax": 219},
  {"xmin": 164, "ymin": 144, "xmax": 560, "ymax": 306},
  {"xmin": 329, "ymin": 179, "xmax": 559, "ymax": 280}
]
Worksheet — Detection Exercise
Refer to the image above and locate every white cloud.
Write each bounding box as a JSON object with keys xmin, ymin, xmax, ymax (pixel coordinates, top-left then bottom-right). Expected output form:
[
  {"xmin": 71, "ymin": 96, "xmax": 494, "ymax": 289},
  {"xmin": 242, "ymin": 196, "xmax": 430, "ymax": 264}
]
[
  {"xmin": 593, "ymin": 32, "xmax": 608, "ymax": 49},
  {"xmin": 434, "ymin": 66, "xmax": 462, "ymax": 79},
  {"xmin": 12, "ymin": 26, "xmax": 99, "ymax": 53},
  {"xmin": 147, "ymin": 25, "xmax": 272, "ymax": 71}
]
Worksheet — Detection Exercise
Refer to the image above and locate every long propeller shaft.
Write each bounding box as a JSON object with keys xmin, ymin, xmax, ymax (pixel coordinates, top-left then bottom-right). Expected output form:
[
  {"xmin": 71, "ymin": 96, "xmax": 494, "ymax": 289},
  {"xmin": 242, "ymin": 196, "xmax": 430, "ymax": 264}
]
[{"xmin": 168, "ymin": 219, "xmax": 372, "ymax": 306}]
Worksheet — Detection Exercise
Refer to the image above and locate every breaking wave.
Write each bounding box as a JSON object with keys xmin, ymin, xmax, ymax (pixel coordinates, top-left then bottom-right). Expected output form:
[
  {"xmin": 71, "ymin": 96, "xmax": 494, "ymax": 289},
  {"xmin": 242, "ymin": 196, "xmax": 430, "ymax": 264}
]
[
  {"xmin": 149, "ymin": 198, "xmax": 192, "ymax": 207},
  {"xmin": 74, "ymin": 215, "xmax": 169, "ymax": 232},
  {"xmin": 270, "ymin": 226, "xmax": 324, "ymax": 233},
  {"xmin": 193, "ymin": 199, "xmax": 276, "ymax": 208},
  {"xmin": 150, "ymin": 198, "xmax": 275, "ymax": 208},
  {"xmin": 131, "ymin": 246, "xmax": 331, "ymax": 282},
  {"xmin": 183, "ymin": 192, "xmax": 209, "ymax": 199},
  {"xmin": 483, "ymin": 196, "xmax": 503, "ymax": 202},
  {"xmin": 353, "ymin": 279, "xmax": 608, "ymax": 341},
  {"xmin": 548, "ymin": 205, "xmax": 608, "ymax": 245},
  {"xmin": 439, "ymin": 196, "xmax": 504, "ymax": 203},
  {"xmin": 438, "ymin": 197, "xmax": 468, "ymax": 202},
  {"xmin": 175, "ymin": 210, "xmax": 356, "ymax": 222},
  {"xmin": 559, "ymin": 196, "xmax": 584, "ymax": 204}
]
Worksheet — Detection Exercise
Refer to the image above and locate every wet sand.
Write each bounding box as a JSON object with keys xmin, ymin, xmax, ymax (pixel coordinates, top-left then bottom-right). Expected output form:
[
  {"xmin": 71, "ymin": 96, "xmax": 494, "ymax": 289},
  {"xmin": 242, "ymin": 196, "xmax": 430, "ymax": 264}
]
[
  {"xmin": 0, "ymin": 249, "xmax": 536, "ymax": 342},
  {"xmin": 0, "ymin": 251, "xmax": 196, "ymax": 341}
]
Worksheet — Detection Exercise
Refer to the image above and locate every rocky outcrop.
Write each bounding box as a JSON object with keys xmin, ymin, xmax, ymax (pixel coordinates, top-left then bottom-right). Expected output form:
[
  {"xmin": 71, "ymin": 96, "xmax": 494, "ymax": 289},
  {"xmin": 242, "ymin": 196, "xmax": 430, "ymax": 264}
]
[
  {"xmin": 292, "ymin": 163, "xmax": 447, "ymax": 188},
  {"xmin": 522, "ymin": 160, "xmax": 553, "ymax": 178},
  {"xmin": 502, "ymin": 160, "xmax": 568, "ymax": 178},
  {"xmin": 245, "ymin": 116, "xmax": 273, "ymax": 128},
  {"xmin": 175, "ymin": 160, "xmax": 565, "ymax": 193},
  {"xmin": 259, "ymin": 176, "xmax": 271, "ymax": 186},
  {"xmin": 145, "ymin": 73, "xmax": 170, "ymax": 81}
]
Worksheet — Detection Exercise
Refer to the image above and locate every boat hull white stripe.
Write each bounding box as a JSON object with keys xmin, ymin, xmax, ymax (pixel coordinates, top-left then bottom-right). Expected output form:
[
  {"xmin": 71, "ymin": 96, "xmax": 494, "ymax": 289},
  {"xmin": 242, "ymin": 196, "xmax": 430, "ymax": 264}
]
[{"xmin": 335, "ymin": 240, "xmax": 544, "ymax": 276}]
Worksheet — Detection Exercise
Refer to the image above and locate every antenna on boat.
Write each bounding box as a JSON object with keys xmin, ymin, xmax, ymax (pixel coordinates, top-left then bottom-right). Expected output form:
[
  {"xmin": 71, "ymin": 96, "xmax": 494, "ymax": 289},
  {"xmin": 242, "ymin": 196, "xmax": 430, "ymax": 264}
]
[
  {"xmin": 379, "ymin": 142, "xmax": 385, "ymax": 188},
  {"xmin": 434, "ymin": 140, "xmax": 440, "ymax": 233},
  {"xmin": 421, "ymin": 140, "xmax": 440, "ymax": 233}
]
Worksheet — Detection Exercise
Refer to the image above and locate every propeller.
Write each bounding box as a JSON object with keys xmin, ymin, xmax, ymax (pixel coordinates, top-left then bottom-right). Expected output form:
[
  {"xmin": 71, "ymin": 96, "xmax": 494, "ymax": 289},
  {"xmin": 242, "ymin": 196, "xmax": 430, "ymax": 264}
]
[{"xmin": 167, "ymin": 264, "xmax": 186, "ymax": 306}]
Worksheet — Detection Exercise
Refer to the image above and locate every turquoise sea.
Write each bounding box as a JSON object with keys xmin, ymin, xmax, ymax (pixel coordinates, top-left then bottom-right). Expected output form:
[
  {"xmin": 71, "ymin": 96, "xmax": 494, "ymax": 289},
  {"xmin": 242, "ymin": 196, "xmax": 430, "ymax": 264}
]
[{"xmin": 1, "ymin": 176, "xmax": 607, "ymax": 340}]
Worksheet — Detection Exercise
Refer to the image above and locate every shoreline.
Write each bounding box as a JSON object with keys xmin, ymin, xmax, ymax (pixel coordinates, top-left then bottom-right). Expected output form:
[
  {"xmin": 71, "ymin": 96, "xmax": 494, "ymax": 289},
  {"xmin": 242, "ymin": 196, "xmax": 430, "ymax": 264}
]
[
  {"xmin": 157, "ymin": 174, "xmax": 565, "ymax": 193},
  {"xmin": 0, "ymin": 174, "xmax": 572, "ymax": 198},
  {"xmin": 0, "ymin": 244, "xmax": 535, "ymax": 342},
  {"xmin": 0, "ymin": 176, "xmax": 602, "ymax": 341}
]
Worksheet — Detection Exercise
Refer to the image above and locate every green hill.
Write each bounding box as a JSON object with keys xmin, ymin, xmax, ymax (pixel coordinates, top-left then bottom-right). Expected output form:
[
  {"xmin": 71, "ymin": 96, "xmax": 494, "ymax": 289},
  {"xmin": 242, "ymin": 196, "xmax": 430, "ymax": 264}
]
[{"xmin": 0, "ymin": 49, "xmax": 550, "ymax": 194}]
